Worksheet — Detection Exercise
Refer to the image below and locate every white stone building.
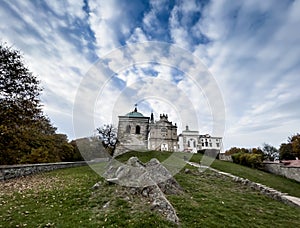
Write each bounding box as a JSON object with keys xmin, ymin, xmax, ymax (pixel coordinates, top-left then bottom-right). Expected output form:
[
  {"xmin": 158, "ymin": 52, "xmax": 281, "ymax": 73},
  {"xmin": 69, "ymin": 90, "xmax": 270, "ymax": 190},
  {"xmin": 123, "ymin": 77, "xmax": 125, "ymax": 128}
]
[
  {"xmin": 178, "ymin": 125, "xmax": 199, "ymax": 153},
  {"xmin": 198, "ymin": 134, "xmax": 223, "ymax": 151},
  {"xmin": 178, "ymin": 125, "xmax": 223, "ymax": 153}
]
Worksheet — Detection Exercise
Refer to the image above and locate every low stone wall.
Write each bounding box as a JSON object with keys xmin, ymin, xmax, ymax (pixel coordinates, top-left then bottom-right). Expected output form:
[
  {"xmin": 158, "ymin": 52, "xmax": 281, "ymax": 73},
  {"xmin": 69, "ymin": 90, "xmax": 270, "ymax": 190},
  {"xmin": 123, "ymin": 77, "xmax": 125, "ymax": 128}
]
[
  {"xmin": 219, "ymin": 154, "xmax": 233, "ymax": 162},
  {"xmin": 187, "ymin": 162, "xmax": 300, "ymax": 208},
  {"xmin": 0, "ymin": 161, "xmax": 87, "ymax": 181},
  {"xmin": 263, "ymin": 162, "xmax": 300, "ymax": 183},
  {"xmin": 231, "ymin": 175, "xmax": 300, "ymax": 208}
]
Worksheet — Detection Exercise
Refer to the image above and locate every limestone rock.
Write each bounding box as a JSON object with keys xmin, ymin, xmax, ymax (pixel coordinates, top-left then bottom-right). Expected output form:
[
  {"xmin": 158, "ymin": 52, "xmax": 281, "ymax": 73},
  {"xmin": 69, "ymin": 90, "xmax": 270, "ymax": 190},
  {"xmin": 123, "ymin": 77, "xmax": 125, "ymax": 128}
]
[
  {"xmin": 91, "ymin": 182, "xmax": 101, "ymax": 190},
  {"xmin": 184, "ymin": 168, "xmax": 191, "ymax": 174},
  {"xmin": 103, "ymin": 157, "xmax": 181, "ymax": 224}
]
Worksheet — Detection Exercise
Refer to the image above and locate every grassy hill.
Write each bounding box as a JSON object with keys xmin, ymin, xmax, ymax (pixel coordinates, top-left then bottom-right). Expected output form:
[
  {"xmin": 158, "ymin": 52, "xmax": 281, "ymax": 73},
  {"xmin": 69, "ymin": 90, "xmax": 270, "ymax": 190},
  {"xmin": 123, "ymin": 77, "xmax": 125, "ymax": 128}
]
[{"xmin": 0, "ymin": 151, "xmax": 299, "ymax": 227}]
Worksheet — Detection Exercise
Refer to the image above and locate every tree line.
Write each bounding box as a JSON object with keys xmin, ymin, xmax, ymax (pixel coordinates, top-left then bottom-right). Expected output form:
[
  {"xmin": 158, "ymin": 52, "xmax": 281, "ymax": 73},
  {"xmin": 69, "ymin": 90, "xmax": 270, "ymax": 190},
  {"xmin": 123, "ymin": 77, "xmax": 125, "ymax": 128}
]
[
  {"xmin": 0, "ymin": 43, "xmax": 83, "ymax": 165},
  {"xmin": 225, "ymin": 134, "xmax": 300, "ymax": 168}
]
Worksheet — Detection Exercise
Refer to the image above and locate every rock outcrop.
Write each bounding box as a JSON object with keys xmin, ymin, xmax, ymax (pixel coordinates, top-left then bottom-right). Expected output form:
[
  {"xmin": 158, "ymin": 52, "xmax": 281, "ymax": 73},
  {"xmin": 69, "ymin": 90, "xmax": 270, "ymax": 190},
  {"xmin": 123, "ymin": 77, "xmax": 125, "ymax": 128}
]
[{"xmin": 103, "ymin": 157, "xmax": 182, "ymax": 224}]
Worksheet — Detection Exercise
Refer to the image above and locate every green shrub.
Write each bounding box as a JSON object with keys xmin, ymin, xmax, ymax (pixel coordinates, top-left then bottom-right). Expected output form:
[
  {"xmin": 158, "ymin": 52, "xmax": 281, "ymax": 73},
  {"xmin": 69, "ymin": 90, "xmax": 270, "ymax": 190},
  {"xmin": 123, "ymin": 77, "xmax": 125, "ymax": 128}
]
[
  {"xmin": 231, "ymin": 152, "xmax": 242, "ymax": 163},
  {"xmin": 231, "ymin": 152, "xmax": 263, "ymax": 169},
  {"xmin": 246, "ymin": 153, "xmax": 263, "ymax": 168}
]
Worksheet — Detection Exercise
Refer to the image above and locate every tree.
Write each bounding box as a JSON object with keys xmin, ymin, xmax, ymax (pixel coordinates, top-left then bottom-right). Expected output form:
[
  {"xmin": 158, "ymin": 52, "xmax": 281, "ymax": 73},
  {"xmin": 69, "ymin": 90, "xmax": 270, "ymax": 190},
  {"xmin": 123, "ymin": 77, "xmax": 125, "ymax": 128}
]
[
  {"xmin": 225, "ymin": 147, "xmax": 241, "ymax": 155},
  {"xmin": 279, "ymin": 134, "xmax": 300, "ymax": 160},
  {"xmin": 227, "ymin": 147, "xmax": 263, "ymax": 169},
  {"xmin": 0, "ymin": 43, "xmax": 74, "ymax": 165},
  {"xmin": 279, "ymin": 143, "xmax": 293, "ymax": 160},
  {"xmin": 0, "ymin": 43, "xmax": 41, "ymax": 126},
  {"xmin": 262, "ymin": 143, "xmax": 279, "ymax": 161},
  {"xmin": 0, "ymin": 43, "xmax": 43, "ymax": 164},
  {"xmin": 96, "ymin": 124, "xmax": 118, "ymax": 156},
  {"xmin": 70, "ymin": 140, "xmax": 84, "ymax": 161},
  {"xmin": 225, "ymin": 147, "xmax": 252, "ymax": 155},
  {"xmin": 289, "ymin": 134, "xmax": 300, "ymax": 159}
]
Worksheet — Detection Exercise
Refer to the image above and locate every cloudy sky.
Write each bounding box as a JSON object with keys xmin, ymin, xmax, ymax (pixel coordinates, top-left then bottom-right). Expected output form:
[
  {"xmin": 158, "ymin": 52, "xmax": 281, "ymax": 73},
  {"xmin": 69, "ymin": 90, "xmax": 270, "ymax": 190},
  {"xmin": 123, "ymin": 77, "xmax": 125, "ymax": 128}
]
[{"xmin": 1, "ymin": 0, "xmax": 300, "ymax": 150}]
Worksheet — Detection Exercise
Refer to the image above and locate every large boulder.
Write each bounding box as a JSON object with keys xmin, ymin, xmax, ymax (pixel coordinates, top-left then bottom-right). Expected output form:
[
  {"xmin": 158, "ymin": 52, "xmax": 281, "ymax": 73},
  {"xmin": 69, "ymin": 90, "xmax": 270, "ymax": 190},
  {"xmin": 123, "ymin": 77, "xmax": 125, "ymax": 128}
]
[{"xmin": 103, "ymin": 157, "xmax": 182, "ymax": 224}]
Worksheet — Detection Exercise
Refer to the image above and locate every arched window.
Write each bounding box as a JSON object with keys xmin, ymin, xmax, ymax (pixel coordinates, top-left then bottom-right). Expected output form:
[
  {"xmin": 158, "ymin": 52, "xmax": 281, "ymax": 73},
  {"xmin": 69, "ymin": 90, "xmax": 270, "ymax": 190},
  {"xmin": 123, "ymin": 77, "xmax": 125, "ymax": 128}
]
[
  {"xmin": 126, "ymin": 125, "xmax": 131, "ymax": 133},
  {"xmin": 161, "ymin": 128, "xmax": 167, "ymax": 137},
  {"xmin": 135, "ymin": 125, "xmax": 141, "ymax": 134},
  {"xmin": 188, "ymin": 139, "xmax": 196, "ymax": 148}
]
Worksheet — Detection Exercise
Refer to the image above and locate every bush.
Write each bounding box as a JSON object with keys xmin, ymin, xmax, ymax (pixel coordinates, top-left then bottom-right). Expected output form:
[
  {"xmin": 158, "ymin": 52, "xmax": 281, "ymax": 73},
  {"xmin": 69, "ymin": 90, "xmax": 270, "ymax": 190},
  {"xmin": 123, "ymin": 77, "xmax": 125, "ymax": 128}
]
[
  {"xmin": 231, "ymin": 151, "xmax": 263, "ymax": 169},
  {"xmin": 247, "ymin": 153, "xmax": 263, "ymax": 169},
  {"xmin": 231, "ymin": 152, "xmax": 242, "ymax": 163}
]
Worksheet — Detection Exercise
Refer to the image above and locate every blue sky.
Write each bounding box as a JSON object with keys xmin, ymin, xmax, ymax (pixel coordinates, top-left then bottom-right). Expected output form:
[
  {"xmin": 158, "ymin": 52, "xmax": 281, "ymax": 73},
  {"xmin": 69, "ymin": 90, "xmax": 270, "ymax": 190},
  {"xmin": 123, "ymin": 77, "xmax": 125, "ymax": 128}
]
[{"xmin": 1, "ymin": 0, "xmax": 300, "ymax": 150}]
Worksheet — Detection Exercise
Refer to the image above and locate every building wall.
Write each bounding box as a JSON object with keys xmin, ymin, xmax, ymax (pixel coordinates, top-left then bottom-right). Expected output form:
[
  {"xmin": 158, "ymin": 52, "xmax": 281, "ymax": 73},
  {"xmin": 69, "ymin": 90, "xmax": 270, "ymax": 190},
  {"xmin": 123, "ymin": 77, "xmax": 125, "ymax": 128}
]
[
  {"xmin": 178, "ymin": 127, "xmax": 195, "ymax": 152},
  {"xmin": 178, "ymin": 126, "xmax": 199, "ymax": 152},
  {"xmin": 178, "ymin": 128, "xmax": 222, "ymax": 153},
  {"xmin": 148, "ymin": 114, "xmax": 177, "ymax": 152},
  {"xmin": 116, "ymin": 116, "xmax": 149, "ymax": 155},
  {"xmin": 116, "ymin": 110, "xmax": 225, "ymax": 154},
  {"xmin": 199, "ymin": 135, "xmax": 222, "ymax": 151},
  {"xmin": 263, "ymin": 162, "xmax": 300, "ymax": 182},
  {"xmin": 219, "ymin": 154, "xmax": 233, "ymax": 161}
]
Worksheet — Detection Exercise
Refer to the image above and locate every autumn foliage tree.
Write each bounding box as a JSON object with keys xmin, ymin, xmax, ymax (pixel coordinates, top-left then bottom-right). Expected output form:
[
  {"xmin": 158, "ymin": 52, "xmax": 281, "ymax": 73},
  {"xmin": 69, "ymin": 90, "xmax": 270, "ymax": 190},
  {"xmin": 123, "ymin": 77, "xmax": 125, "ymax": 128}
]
[
  {"xmin": 0, "ymin": 43, "xmax": 76, "ymax": 165},
  {"xmin": 279, "ymin": 134, "xmax": 300, "ymax": 160},
  {"xmin": 225, "ymin": 147, "xmax": 264, "ymax": 169}
]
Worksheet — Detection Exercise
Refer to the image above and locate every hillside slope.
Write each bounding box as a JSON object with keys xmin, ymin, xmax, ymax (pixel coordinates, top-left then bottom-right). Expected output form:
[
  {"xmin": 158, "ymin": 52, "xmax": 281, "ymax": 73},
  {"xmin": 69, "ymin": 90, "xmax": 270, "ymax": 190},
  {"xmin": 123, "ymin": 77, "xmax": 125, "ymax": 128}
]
[{"xmin": 0, "ymin": 151, "xmax": 299, "ymax": 227}]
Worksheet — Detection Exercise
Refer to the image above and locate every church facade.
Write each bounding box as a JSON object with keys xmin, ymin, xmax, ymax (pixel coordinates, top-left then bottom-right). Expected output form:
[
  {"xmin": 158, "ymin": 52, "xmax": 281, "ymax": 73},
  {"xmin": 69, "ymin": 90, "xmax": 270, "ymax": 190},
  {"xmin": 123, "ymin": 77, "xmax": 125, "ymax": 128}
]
[
  {"xmin": 115, "ymin": 106, "xmax": 177, "ymax": 155},
  {"xmin": 148, "ymin": 113, "xmax": 178, "ymax": 152}
]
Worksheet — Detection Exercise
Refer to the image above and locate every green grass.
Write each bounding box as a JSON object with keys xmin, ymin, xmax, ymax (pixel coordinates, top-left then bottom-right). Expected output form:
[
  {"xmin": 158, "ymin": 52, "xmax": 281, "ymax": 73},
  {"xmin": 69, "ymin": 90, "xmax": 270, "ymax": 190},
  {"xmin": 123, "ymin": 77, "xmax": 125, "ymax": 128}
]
[
  {"xmin": 118, "ymin": 151, "xmax": 300, "ymax": 198},
  {"xmin": 211, "ymin": 158, "xmax": 300, "ymax": 198},
  {"xmin": 171, "ymin": 168, "xmax": 300, "ymax": 227},
  {"xmin": 190, "ymin": 153, "xmax": 300, "ymax": 198},
  {"xmin": 0, "ymin": 166, "xmax": 100, "ymax": 227},
  {"xmin": 0, "ymin": 151, "xmax": 299, "ymax": 227},
  {"xmin": 0, "ymin": 166, "xmax": 173, "ymax": 227}
]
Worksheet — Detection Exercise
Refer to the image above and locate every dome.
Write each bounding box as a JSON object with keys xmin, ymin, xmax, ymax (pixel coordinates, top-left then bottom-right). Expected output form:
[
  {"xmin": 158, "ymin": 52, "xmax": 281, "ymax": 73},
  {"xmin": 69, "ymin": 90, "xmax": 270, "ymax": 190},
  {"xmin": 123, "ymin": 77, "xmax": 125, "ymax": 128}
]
[{"xmin": 125, "ymin": 111, "xmax": 144, "ymax": 117}]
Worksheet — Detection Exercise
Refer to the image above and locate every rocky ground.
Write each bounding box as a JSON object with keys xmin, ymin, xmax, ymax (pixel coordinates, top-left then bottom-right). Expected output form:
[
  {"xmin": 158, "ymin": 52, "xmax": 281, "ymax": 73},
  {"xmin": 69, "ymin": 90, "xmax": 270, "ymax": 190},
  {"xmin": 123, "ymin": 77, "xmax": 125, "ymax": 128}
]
[{"xmin": 94, "ymin": 156, "xmax": 183, "ymax": 224}]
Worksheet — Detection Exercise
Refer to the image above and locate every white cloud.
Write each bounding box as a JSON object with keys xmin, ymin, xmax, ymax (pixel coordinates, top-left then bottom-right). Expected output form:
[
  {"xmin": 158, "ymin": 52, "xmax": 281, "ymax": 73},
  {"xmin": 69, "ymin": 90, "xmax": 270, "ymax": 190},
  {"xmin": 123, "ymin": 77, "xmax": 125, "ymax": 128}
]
[
  {"xmin": 127, "ymin": 27, "xmax": 148, "ymax": 43},
  {"xmin": 88, "ymin": 0, "xmax": 147, "ymax": 57},
  {"xmin": 0, "ymin": 0, "xmax": 94, "ymax": 138},
  {"xmin": 46, "ymin": 0, "xmax": 86, "ymax": 20},
  {"xmin": 169, "ymin": 5, "xmax": 190, "ymax": 50}
]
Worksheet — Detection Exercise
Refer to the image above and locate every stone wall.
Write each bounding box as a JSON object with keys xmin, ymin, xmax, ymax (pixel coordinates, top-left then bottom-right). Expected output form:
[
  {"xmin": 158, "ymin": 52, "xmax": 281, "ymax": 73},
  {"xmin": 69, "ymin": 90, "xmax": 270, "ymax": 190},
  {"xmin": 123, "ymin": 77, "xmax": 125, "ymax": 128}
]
[
  {"xmin": 219, "ymin": 153, "xmax": 233, "ymax": 162},
  {"xmin": 263, "ymin": 162, "xmax": 300, "ymax": 182},
  {"xmin": 188, "ymin": 161, "xmax": 300, "ymax": 208},
  {"xmin": 117, "ymin": 116, "xmax": 150, "ymax": 155},
  {"xmin": 0, "ymin": 161, "xmax": 87, "ymax": 181}
]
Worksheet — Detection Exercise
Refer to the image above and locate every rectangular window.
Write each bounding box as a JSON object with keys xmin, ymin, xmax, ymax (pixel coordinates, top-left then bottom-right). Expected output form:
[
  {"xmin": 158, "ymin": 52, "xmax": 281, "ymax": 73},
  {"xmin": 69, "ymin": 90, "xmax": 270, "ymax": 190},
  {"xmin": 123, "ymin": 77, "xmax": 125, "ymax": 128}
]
[
  {"xmin": 216, "ymin": 143, "xmax": 220, "ymax": 147},
  {"xmin": 209, "ymin": 143, "xmax": 212, "ymax": 147}
]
